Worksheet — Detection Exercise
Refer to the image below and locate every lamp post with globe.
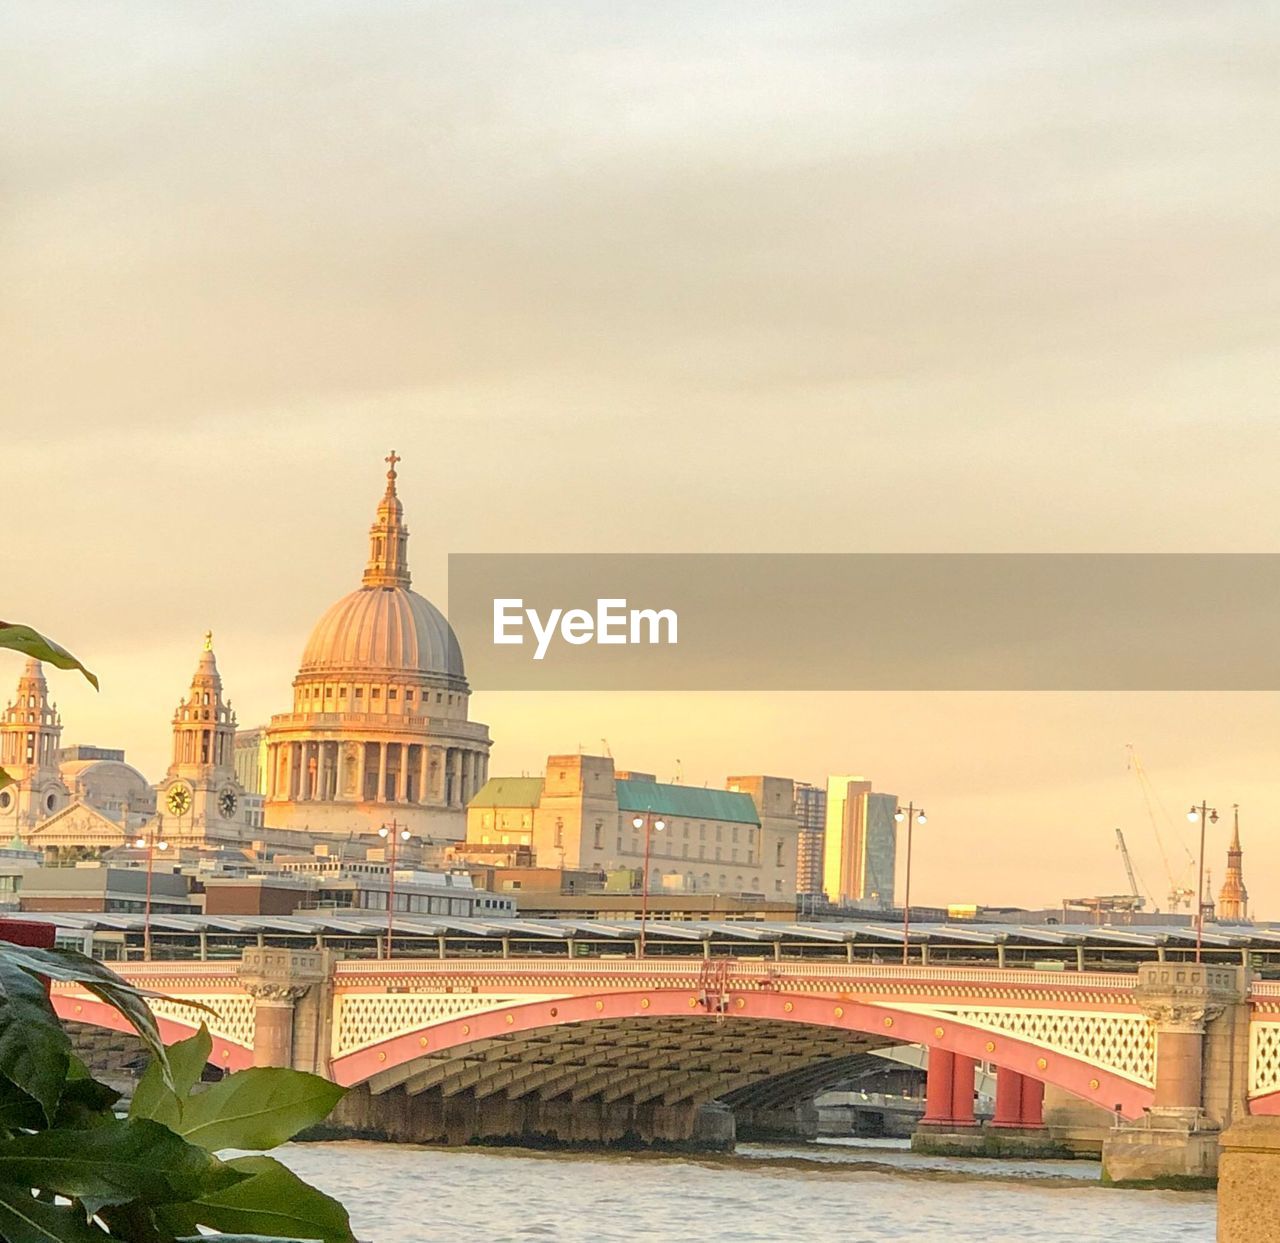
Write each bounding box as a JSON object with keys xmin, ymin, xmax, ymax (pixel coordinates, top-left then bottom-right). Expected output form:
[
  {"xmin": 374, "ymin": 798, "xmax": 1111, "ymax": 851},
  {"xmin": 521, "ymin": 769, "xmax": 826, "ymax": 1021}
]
[
  {"xmin": 895, "ymin": 802, "xmax": 927, "ymax": 967},
  {"xmin": 133, "ymin": 822, "xmax": 170, "ymax": 961},
  {"xmin": 379, "ymin": 820, "xmax": 412, "ymax": 959},
  {"xmin": 633, "ymin": 811, "xmax": 667, "ymax": 957},
  {"xmin": 1188, "ymin": 801, "xmax": 1219, "ymax": 963}
]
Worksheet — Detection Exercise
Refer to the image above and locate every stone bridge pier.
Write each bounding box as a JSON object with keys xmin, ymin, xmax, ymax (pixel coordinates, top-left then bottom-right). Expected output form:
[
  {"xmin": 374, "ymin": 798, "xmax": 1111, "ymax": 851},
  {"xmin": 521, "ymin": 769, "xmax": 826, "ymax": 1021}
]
[
  {"xmin": 1100, "ymin": 963, "xmax": 1248, "ymax": 1183},
  {"xmin": 236, "ymin": 947, "xmax": 332, "ymax": 1077}
]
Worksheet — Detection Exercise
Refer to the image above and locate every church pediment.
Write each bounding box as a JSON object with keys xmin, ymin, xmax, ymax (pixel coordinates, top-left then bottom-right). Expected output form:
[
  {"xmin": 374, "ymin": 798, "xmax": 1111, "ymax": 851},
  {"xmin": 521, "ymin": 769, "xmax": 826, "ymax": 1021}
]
[{"xmin": 26, "ymin": 799, "xmax": 129, "ymax": 846}]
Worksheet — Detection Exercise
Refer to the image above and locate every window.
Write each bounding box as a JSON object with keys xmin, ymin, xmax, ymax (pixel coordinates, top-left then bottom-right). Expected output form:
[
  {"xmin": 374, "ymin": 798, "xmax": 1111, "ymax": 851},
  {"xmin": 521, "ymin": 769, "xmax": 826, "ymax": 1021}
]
[
  {"xmin": 325, "ymin": 686, "xmax": 333, "ymax": 697},
  {"xmin": 388, "ymin": 689, "xmax": 397, "ymax": 701},
  {"xmin": 732, "ymin": 827, "xmax": 739, "ymax": 843},
  {"xmin": 354, "ymin": 688, "xmax": 363, "ymax": 699},
  {"xmin": 371, "ymin": 688, "xmax": 381, "ymax": 699},
  {"xmin": 593, "ymin": 821, "xmax": 603, "ymax": 849},
  {"xmin": 406, "ymin": 690, "xmax": 415, "ymax": 702},
  {"xmin": 775, "ymin": 840, "xmax": 784, "ymax": 867}
]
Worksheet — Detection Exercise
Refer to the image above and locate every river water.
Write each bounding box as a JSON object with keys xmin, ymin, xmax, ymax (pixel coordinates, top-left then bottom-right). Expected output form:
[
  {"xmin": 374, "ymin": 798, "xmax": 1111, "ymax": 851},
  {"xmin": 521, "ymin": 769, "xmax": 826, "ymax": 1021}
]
[{"xmin": 275, "ymin": 1137, "xmax": 1216, "ymax": 1243}]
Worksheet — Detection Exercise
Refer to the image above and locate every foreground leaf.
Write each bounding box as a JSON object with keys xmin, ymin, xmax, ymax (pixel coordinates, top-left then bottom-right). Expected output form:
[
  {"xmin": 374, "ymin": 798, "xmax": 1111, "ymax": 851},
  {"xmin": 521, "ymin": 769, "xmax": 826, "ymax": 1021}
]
[
  {"xmin": 132, "ymin": 1025, "xmax": 213, "ymax": 1130},
  {"xmin": 187, "ymin": 1155, "xmax": 355, "ymax": 1243},
  {"xmin": 0, "ymin": 624, "xmax": 98, "ymax": 690},
  {"xmin": 0, "ymin": 957, "xmax": 70, "ymax": 1124},
  {"xmin": 0, "ymin": 766, "xmax": 12, "ymax": 792},
  {"xmin": 176, "ymin": 1069, "xmax": 345, "ymax": 1153},
  {"xmin": 0, "ymin": 945, "xmax": 175, "ymax": 1090},
  {"xmin": 0, "ymin": 1184, "xmax": 105, "ymax": 1243},
  {"xmin": 0, "ymin": 1118, "xmax": 242, "ymax": 1212}
]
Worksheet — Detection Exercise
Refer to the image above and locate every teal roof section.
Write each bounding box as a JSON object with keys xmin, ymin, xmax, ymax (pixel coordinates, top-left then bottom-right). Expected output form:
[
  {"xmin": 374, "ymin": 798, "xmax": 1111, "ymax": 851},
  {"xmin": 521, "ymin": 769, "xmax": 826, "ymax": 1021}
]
[
  {"xmin": 468, "ymin": 777, "xmax": 545, "ymax": 809},
  {"xmin": 615, "ymin": 779, "xmax": 759, "ymax": 826}
]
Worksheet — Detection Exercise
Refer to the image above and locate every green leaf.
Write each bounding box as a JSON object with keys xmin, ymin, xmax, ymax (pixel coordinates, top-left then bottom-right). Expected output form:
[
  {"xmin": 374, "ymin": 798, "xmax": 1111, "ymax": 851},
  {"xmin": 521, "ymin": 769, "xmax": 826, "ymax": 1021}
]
[
  {"xmin": 131, "ymin": 1025, "xmax": 212, "ymax": 1130},
  {"xmin": 177, "ymin": 1238, "xmax": 326, "ymax": 1242},
  {"xmin": 0, "ymin": 766, "xmax": 13, "ymax": 792},
  {"xmin": 187, "ymin": 1155, "xmax": 355, "ymax": 1243},
  {"xmin": 0, "ymin": 945, "xmax": 176, "ymax": 1090},
  {"xmin": 0, "ymin": 1079, "xmax": 44, "ymax": 1132},
  {"xmin": 0, "ymin": 624, "xmax": 98, "ymax": 691},
  {"xmin": 0, "ymin": 1184, "xmax": 106, "ymax": 1243},
  {"xmin": 0, "ymin": 956, "xmax": 70, "ymax": 1124},
  {"xmin": 176, "ymin": 1069, "xmax": 345, "ymax": 1154},
  {"xmin": 0, "ymin": 1118, "xmax": 242, "ymax": 1214}
]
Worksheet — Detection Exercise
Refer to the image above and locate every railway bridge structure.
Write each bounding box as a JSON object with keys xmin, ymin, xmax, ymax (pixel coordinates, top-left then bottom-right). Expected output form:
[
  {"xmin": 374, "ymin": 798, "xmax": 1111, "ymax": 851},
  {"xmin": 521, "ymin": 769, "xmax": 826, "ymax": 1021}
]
[{"xmin": 50, "ymin": 949, "xmax": 1280, "ymax": 1181}]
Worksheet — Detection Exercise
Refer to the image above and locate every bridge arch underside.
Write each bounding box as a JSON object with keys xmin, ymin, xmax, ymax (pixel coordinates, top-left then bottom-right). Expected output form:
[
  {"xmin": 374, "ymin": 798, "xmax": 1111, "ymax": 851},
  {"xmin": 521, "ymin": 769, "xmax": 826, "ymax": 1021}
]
[
  {"xmin": 332, "ymin": 1016, "xmax": 898, "ymax": 1148},
  {"xmin": 330, "ymin": 990, "xmax": 1153, "ymax": 1146}
]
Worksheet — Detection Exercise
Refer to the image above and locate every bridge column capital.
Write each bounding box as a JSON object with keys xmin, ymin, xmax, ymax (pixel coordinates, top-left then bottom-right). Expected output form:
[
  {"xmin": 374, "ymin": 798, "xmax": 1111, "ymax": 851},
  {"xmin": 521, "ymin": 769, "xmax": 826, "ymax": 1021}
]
[{"xmin": 1135, "ymin": 963, "xmax": 1244, "ymax": 1033}]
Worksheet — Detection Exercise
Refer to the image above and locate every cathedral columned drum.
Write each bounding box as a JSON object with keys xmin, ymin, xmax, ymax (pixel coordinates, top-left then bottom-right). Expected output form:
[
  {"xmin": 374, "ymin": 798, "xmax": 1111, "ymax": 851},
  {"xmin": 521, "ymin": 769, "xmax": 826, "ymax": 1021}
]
[{"xmin": 261, "ymin": 453, "xmax": 491, "ymax": 842}]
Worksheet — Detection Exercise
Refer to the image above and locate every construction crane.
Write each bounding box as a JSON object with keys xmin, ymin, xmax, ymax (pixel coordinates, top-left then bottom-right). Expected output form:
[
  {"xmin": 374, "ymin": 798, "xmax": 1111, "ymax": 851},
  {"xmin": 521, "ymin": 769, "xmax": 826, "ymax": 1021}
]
[
  {"xmin": 1125, "ymin": 745, "xmax": 1196, "ymax": 911},
  {"xmin": 1061, "ymin": 828, "xmax": 1150, "ymax": 924},
  {"xmin": 1114, "ymin": 828, "xmax": 1149, "ymax": 908}
]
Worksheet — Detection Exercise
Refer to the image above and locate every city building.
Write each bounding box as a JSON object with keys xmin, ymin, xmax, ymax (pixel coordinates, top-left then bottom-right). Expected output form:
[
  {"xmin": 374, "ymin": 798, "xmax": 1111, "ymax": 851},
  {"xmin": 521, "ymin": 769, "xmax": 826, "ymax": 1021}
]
[
  {"xmin": 0, "ymin": 660, "xmax": 70, "ymax": 831},
  {"xmin": 203, "ymin": 866, "xmax": 512, "ymax": 918},
  {"xmin": 1218, "ymin": 807, "xmax": 1249, "ymax": 922},
  {"xmin": 58, "ymin": 749, "xmax": 155, "ymax": 830},
  {"xmin": 822, "ymin": 775, "xmax": 897, "ymax": 909},
  {"xmin": 465, "ymin": 754, "xmax": 800, "ymax": 898},
  {"xmin": 794, "ymin": 781, "xmax": 826, "ymax": 896},
  {"xmin": 152, "ymin": 635, "xmax": 253, "ymax": 845},
  {"xmin": 233, "ymin": 727, "xmax": 267, "ymax": 796},
  {"xmin": 261, "ymin": 453, "xmax": 491, "ymax": 841},
  {"xmin": 0, "ymin": 862, "xmax": 198, "ymax": 914}
]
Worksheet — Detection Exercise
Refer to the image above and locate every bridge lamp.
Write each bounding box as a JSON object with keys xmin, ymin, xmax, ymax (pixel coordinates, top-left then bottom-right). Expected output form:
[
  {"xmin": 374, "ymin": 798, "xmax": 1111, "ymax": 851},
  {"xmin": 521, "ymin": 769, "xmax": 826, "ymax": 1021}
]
[
  {"xmin": 1187, "ymin": 802, "xmax": 1219, "ymax": 963},
  {"xmin": 133, "ymin": 833, "xmax": 169, "ymax": 961},
  {"xmin": 634, "ymin": 813, "xmax": 666, "ymax": 958},
  {"xmin": 895, "ymin": 803, "xmax": 927, "ymax": 967},
  {"xmin": 378, "ymin": 821, "xmax": 413, "ymax": 960}
]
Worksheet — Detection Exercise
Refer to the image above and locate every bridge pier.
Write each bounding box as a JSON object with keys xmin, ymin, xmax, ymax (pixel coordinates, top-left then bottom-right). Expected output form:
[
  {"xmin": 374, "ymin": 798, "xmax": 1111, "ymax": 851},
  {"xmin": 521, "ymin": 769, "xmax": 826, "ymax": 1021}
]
[
  {"xmin": 914, "ymin": 1053, "xmax": 1064, "ymax": 1158},
  {"xmin": 236, "ymin": 947, "xmax": 331, "ymax": 1075},
  {"xmin": 1101, "ymin": 962, "xmax": 1248, "ymax": 1186}
]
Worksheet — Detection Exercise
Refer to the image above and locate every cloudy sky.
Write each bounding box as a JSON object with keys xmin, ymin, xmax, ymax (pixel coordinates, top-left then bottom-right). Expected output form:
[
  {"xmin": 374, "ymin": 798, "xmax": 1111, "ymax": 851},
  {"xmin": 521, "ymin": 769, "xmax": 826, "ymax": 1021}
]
[{"xmin": 4, "ymin": 2, "xmax": 1278, "ymax": 909}]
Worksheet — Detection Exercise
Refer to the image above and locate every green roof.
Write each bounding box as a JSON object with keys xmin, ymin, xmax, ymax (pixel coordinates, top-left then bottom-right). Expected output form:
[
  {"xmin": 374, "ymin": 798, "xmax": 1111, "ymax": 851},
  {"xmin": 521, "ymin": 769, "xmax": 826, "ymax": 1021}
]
[
  {"xmin": 615, "ymin": 779, "xmax": 759, "ymax": 826},
  {"xmin": 468, "ymin": 777, "xmax": 545, "ymax": 809}
]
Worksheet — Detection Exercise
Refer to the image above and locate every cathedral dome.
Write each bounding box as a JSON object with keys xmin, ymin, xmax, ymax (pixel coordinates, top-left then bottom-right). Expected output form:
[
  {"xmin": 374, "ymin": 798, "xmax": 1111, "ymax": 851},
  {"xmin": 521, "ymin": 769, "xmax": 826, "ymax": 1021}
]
[
  {"xmin": 293, "ymin": 451, "xmax": 468, "ymax": 689},
  {"xmin": 300, "ymin": 585, "xmax": 465, "ymax": 681}
]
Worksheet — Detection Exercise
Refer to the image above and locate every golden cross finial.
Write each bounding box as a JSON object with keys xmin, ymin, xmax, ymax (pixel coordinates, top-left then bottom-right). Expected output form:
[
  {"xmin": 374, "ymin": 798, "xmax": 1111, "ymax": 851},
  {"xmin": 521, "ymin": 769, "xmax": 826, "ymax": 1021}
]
[
  {"xmin": 385, "ymin": 449, "xmax": 401, "ymax": 478},
  {"xmin": 203, "ymin": 630, "xmax": 213, "ymax": 652}
]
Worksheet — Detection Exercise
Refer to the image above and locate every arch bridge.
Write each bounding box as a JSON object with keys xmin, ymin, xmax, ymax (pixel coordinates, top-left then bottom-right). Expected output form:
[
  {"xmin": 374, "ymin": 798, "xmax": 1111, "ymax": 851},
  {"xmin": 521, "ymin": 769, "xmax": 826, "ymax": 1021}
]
[{"xmin": 49, "ymin": 949, "xmax": 1280, "ymax": 1175}]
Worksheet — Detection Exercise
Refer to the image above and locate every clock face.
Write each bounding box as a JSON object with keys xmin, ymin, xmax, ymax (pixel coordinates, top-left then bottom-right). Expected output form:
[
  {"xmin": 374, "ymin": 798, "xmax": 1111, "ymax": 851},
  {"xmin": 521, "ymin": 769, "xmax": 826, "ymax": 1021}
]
[
  {"xmin": 166, "ymin": 784, "xmax": 192, "ymax": 816},
  {"xmin": 218, "ymin": 789, "xmax": 238, "ymax": 819}
]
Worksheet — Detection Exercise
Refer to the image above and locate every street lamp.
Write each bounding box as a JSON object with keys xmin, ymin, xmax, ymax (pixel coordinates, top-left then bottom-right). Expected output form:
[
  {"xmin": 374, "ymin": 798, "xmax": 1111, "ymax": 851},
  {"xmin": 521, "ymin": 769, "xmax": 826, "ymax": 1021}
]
[
  {"xmin": 378, "ymin": 820, "xmax": 412, "ymax": 959},
  {"xmin": 895, "ymin": 802, "xmax": 927, "ymax": 967},
  {"xmin": 1187, "ymin": 801, "xmax": 1219, "ymax": 963},
  {"xmin": 632, "ymin": 811, "xmax": 666, "ymax": 957},
  {"xmin": 132, "ymin": 824, "xmax": 170, "ymax": 960}
]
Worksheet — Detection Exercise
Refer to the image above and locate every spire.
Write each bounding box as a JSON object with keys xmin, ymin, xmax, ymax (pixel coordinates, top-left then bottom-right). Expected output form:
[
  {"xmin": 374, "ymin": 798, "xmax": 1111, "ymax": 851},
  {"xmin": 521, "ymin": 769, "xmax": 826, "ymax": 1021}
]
[
  {"xmin": 362, "ymin": 450, "xmax": 412, "ymax": 589},
  {"xmin": 1218, "ymin": 803, "xmax": 1249, "ymax": 922}
]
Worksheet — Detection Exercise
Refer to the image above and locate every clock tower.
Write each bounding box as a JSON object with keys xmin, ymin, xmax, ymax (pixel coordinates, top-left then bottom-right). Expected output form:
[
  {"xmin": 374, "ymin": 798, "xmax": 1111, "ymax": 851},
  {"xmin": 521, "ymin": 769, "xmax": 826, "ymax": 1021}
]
[
  {"xmin": 0, "ymin": 660, "xmax": 70, "ymax": 834},
  {"xmin": 155, "ymin": 634, "xmax": 248, "ymax": 844}
]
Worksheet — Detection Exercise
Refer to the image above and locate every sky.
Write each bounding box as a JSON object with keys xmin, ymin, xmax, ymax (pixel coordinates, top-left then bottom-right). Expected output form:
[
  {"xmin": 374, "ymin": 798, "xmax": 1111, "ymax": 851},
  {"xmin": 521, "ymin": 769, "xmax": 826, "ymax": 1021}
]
[{"xmin": 3, "ymin": 1, "xmax": 1278, "ymax": 911}]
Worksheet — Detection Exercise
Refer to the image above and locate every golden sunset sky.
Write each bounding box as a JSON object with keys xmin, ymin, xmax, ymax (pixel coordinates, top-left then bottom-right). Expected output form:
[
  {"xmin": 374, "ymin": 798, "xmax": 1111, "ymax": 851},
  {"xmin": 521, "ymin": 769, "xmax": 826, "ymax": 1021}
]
[{"xmin": 5, "ymin": 3, "xmax": 1278, "ymax": 910}]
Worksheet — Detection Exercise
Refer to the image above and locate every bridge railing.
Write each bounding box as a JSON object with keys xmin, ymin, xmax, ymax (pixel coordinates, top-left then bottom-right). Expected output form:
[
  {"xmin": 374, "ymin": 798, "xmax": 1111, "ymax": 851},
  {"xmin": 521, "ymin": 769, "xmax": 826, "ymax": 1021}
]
[{"xmin": 331, "ymin": 957, "xmax": 1136, "ymax": 993}]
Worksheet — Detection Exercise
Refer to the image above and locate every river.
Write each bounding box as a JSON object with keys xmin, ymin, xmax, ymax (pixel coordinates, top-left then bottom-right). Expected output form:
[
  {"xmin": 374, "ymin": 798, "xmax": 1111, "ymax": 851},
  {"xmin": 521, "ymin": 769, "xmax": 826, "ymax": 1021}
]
[{"xmin": 275, "ymin": 1137, "xmax": 1216, "ymax": 1242}]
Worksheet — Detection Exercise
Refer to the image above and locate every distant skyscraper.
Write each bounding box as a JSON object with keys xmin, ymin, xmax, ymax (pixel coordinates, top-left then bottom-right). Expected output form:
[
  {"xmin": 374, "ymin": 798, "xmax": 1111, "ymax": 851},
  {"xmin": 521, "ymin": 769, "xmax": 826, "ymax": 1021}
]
[
  {"xmin": 822, "ymin": 775, "xmax": 897, "ymax": 909},
  {"xmin": 1217, "ymin": 806, "xmax": 1249, "ymax": 922},
  {"xmin": 794, "ymin": 782, "xmax": 826, "ymax": 896}
]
